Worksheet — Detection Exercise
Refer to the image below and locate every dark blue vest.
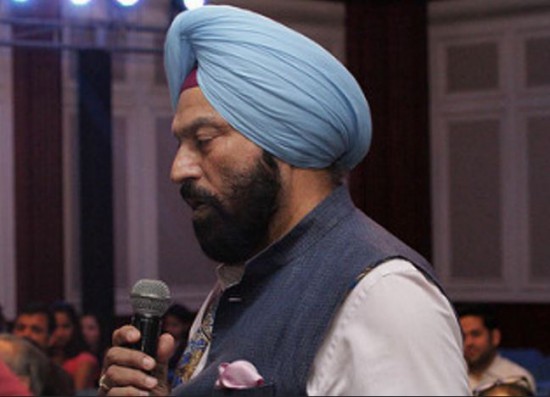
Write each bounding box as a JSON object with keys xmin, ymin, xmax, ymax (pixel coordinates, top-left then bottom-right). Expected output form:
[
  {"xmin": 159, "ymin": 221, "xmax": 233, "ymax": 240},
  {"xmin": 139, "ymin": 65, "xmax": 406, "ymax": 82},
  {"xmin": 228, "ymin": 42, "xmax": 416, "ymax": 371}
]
[{"xmin": 174, "ymin": 186, "xmax": 444, "ymax": 397}]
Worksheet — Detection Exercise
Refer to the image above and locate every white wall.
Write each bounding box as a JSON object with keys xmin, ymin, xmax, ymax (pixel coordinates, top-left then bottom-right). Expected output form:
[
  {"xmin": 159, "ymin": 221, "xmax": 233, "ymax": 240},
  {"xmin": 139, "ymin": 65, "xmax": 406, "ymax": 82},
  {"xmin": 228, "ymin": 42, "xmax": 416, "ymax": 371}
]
[{"xmin": 429, "ymin": 0, "xmax": 550, "ymax": 302}]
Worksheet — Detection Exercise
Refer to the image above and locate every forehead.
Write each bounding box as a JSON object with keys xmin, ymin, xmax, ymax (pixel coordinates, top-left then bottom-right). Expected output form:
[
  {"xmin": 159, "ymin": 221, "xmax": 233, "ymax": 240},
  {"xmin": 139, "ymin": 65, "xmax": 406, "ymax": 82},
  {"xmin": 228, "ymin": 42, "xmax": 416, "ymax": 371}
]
[
  {"xmin": 460, "ymin": 315, "xmax": 485, "ymax": 330},
  {"xmin": 173, "ymin": 87, "xmax": 222, "ymax": 127},
  {"xmin": 16, "ymin": 313, "xmax": 48, "ymax": 326},
  {"xmin": 55, "ymin": 311, "xmax": 71, "ymax": 322},
  {"xmin": 82, "ymin": 315, "xmax": 98, "ymax": 324}
]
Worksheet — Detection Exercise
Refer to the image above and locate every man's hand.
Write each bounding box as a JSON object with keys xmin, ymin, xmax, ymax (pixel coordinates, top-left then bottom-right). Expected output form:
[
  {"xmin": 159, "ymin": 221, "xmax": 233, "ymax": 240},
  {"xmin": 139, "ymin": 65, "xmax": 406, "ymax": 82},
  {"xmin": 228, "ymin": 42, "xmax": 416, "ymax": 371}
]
[{"xmin": 98, "ymin": 325, "xmax": 175, "ymax": 396}]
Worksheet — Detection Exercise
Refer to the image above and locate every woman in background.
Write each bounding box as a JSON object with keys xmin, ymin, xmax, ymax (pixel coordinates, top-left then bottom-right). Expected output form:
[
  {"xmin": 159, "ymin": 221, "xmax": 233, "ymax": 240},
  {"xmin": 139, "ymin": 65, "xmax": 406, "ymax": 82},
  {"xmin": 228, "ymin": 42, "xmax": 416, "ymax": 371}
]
[
  {"xmin": 80, "ymin": 312, "xmax": 109, "ymax": 368},
  {"xmin": 49, "ymin": 301, "xmax": 100, "ymax": 393},
  {"xmin": 162, "ymin": 303, "xmax": 195, "ymax": 385}
]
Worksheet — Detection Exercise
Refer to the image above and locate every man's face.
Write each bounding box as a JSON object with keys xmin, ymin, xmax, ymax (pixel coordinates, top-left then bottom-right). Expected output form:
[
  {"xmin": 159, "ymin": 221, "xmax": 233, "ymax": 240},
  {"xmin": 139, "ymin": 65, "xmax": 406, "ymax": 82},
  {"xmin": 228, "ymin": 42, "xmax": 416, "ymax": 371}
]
[
  {"xmin": 460, "ymin": 315, "xmax": 499, "ymax": 370},
  {"xmin": 12, "ymin": 313, "xmax": 50, "ymax": 350},
  {"xmin": 171, "ymin": 87, "xmax": 281, "ymax": 263}
]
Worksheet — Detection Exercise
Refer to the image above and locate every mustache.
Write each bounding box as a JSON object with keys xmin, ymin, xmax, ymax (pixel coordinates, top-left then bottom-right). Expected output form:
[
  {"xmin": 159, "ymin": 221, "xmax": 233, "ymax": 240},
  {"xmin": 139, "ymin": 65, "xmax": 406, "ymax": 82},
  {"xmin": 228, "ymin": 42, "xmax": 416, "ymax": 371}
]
[{"xmin": 179, "ymin": 181, "xmax": 221, "ymax": 208}]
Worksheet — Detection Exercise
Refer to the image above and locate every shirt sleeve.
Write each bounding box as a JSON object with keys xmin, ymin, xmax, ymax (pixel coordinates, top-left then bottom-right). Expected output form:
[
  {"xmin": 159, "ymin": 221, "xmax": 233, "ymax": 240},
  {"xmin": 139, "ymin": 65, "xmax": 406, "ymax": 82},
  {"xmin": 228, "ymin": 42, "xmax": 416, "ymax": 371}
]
[{"xmin": 307, "ymin": 258, "xmax": 470, "ymax": 396}]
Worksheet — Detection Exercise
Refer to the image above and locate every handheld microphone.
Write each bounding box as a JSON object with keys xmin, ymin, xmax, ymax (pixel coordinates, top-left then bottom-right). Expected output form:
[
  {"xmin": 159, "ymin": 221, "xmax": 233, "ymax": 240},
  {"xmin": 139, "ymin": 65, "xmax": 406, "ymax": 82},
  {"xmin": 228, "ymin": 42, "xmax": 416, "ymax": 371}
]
[{"xmin": 129, "ymin": 279, "xmax": 171, "ymax": 358}]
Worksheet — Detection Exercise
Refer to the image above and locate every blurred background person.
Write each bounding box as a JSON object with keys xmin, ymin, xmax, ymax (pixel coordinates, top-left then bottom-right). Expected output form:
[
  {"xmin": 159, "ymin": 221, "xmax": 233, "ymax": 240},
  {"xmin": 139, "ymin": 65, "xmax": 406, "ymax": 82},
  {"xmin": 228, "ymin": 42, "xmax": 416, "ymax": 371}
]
[
  {"xmin": 0, "ymin": 333, "xmax": 50, "ymax": 396},
  {"xmin": 162, "ymin": 303, "xmax": 195, "ymax": 385},
  {"xmin": 80, "ymin": 311, "xmax": 109, "ymax": 368},
  {"xmin": 0, "ymin": 357, "xmax": 32, "ymax": 396},
  {"xmin": 457, "ymin": 304, "xmax": 536, "ymax": 394},
  {"xmin": 12, "ymin": 302, "xmax": 74, "ymax": 396},
  {"xmin": 12, "ymin": 302, "xmax": 54, "ymax": 351},
  {"xmin": 50, "ymin": 301, "xmax": 99, "ymax": 394}
]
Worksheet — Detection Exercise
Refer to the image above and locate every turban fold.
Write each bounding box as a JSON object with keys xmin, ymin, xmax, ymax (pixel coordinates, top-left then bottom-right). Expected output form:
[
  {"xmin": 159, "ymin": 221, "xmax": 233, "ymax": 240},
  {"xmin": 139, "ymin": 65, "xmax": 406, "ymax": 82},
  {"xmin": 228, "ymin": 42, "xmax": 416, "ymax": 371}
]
[{"xmin": 164, "ymin": 5, "xmax": 371, "ymax": 170}]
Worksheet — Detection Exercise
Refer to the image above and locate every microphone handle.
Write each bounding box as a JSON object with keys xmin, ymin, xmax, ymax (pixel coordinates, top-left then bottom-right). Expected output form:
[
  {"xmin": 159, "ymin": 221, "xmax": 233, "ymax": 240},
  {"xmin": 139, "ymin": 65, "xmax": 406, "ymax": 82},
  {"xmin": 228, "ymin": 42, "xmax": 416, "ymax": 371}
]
[{"xmin": 131, "ymin": 313, "xmax": 162, "ymax": 358}]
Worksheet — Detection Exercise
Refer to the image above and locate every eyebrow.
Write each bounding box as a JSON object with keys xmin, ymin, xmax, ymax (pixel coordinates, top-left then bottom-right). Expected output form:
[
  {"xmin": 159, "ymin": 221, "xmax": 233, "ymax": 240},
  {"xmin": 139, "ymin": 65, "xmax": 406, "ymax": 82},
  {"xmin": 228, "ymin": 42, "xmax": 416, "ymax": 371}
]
[{"xmin": 173, "ymin": 116, "xmax": 225, "ymax": 140}]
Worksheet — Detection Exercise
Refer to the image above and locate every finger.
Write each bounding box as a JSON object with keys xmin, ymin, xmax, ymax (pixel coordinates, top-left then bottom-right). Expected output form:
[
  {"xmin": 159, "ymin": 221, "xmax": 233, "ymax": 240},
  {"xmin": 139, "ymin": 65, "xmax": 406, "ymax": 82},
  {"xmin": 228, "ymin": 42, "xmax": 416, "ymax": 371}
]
[
  {"xmin": 104, "ymin": 364, "xmax": 159, "ymax": 391},
  {"xmin": 112, "ymin": 325, "xmax": 141, "ymax": 346},
  {"xmin": 156, "ymin": 333, "xmax": 176, "ymax": 366},
  {"xmin": 104, "ymin": 346, "xmax": 156, "ymax": 373}
]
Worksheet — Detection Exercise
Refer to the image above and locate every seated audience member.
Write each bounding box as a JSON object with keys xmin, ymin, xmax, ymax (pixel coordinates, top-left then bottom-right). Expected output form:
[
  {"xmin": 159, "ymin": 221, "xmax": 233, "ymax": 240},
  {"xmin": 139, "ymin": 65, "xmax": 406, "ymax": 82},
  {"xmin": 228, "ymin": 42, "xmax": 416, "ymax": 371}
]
[
  {"xmin": 12, "ymin": 302, "xmax": 75, "ymax": 396},
  {"xmin": 458, "ymin": 304, "xmax": 536, "ymax": 394},
  {"xmin": 162, "ymin": 304, "xmax": 195, "ymax": 385},
  {"xmin": 0, "ymin": 333, "xmax": 50, "ymax": 395},
  {"xmin": 80, "ymin": 311, "xmax": 109, "ymax": 369},
  {"xmin": 50, "ymin": 301, "xmax": 100, "ymax": 393},
  {"xmin": 0, "ymin": 357, "xmax": 32, "ymax": 396},
  {"xmin": 12, "ymin": 302, "xmax": 55, "ymax": 350}
]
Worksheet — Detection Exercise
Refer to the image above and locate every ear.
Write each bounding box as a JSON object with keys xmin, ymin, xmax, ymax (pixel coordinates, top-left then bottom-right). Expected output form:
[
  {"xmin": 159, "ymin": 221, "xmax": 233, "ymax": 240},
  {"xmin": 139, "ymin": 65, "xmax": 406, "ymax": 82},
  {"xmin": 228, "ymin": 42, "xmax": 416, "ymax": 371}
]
[{"xmin": 491, "ymin": 328, "xmax": 501, "ymax": 347}]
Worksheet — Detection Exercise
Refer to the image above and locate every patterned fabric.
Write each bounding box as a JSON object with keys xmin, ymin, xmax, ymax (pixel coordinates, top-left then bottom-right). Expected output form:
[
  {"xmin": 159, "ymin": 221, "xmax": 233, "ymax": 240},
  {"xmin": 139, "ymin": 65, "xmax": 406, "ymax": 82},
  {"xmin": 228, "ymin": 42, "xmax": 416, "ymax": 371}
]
[{"xmin": 172, "ymin": 292, "xmax": 220, "ymax": 388}]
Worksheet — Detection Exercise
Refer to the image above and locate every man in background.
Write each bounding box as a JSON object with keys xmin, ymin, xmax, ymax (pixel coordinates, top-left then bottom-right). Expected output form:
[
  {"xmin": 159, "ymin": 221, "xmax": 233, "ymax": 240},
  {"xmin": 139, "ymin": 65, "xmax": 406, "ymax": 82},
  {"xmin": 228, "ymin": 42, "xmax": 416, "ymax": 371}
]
[
  {"xmin": 12, "ymin": 302, "xmax": 75, "ymax": 396},
  {"xmin": 458, "ymin": 304, "xmax": 536, "ymax": 394},
  {"xmin": 12, "ymin": 302, "xmax": 53, "ymax": 351}
]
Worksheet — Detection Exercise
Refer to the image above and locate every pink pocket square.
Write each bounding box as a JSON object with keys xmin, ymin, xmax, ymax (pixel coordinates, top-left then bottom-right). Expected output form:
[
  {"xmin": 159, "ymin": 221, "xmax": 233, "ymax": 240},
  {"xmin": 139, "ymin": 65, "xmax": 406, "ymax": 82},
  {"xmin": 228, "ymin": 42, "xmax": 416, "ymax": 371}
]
[{"xmin": 215, "ymin": 360, "xmax": 265, "ymax": 389}]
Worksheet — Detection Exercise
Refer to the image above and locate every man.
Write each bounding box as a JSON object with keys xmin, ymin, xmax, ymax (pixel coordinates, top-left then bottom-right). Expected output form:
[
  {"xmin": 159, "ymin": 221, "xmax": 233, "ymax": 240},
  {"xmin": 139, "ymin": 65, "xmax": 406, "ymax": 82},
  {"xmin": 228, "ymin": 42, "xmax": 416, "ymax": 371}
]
[
  {"xmin": 12, "ymin": 302, "xmax": 75, "ymax": 396},
  {"xmin": 12, "ymin": 302, "xmax": 54, "ymax": 350},
  {"xmin": 100, "ymin": 5, "xmax": 468, "ymax": 396},
  {"xmin": 458, "ymin": 304, "xmax": 536, "ymax": 394}
]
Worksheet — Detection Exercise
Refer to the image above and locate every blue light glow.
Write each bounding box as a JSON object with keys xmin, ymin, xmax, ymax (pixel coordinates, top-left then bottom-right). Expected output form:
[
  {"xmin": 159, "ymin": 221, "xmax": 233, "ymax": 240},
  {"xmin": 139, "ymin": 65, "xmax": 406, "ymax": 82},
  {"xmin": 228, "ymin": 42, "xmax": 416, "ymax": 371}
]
[
  {"xmin": 71, "ymin": 0, "xmax": 92, "ymax": 5},
  {"xmin": 115, "ymin": 0, "xmax": 140, "ymax": 7},
  {"xmin": 184, "ymin": 0, "xmax": 206, "ymax": 11}
]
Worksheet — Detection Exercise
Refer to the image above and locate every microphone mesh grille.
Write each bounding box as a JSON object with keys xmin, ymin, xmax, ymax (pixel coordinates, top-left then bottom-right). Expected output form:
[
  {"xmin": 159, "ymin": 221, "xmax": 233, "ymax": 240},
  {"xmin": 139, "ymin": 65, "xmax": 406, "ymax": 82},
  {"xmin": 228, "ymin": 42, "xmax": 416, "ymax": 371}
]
[{"xmin": 130, "ymin": 279, "xmax": 171, "ymax": 317}]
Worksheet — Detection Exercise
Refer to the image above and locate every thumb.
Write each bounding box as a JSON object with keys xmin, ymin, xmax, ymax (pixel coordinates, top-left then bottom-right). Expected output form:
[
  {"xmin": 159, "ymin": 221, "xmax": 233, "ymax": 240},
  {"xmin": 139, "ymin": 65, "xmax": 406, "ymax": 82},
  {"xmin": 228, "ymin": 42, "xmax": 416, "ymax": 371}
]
[
  {"xmin": 149, "ymin": 333, "xmax": 176, "ymax": 395},
  {"xmin": 156, "ymin": 333, "xmax": 176, "ymax": 365}
]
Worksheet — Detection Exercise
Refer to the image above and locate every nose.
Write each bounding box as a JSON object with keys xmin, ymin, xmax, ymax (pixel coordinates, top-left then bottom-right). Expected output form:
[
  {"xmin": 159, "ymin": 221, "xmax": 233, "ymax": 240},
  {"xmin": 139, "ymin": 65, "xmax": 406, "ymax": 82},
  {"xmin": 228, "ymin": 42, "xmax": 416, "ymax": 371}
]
[{"xmin": 170, "ymin": 144, "xmax": 202, "ymax": 184}]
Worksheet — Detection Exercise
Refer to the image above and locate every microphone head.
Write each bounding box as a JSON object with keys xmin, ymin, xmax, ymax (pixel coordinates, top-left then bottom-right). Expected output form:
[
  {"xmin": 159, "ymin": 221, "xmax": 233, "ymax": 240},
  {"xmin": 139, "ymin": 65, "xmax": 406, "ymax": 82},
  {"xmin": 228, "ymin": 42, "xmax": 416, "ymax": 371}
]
[{"xmin": 130, "ymin": 279, "xmax": 171, "ymax": 317}]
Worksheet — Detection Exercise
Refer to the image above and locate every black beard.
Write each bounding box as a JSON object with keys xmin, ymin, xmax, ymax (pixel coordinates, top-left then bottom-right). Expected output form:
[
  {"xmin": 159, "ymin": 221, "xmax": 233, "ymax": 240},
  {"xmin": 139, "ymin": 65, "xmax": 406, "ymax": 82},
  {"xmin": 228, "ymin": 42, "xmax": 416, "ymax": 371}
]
[
  {"xmin": 467, "ymin": 347, "xmax": 498, "ymax": 373},
  {"xmin": 179, "ymin": 151, "xmax": 281, "ymax": 264}
]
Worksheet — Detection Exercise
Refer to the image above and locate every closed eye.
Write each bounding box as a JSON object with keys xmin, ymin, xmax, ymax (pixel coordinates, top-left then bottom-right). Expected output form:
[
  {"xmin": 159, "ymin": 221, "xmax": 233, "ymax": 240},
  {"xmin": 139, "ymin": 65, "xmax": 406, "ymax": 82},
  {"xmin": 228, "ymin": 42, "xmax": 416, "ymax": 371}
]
[{"xmin": 196, "ymin": 136, "xmax": 213, "ymax": 149}]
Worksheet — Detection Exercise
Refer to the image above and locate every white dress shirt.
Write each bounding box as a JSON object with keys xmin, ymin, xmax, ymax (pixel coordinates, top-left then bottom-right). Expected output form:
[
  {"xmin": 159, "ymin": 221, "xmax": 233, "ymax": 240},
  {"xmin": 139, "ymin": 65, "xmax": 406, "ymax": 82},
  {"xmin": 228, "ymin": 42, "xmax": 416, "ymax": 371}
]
[
  {"xmin": 187, "ymin": 258, "xmax": 470, "ymax": 396},
  {"xmin": 469, "ymin": 354, "xmax": 536, "ymax": 394}
]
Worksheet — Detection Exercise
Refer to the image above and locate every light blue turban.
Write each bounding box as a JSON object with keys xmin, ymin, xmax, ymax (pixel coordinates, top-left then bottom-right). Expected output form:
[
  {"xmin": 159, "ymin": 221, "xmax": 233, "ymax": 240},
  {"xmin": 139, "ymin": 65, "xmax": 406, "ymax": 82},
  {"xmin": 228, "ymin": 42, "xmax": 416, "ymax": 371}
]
[{"xmin": 164, "ymin": 5, "xmax": 371, "ymax": 170}]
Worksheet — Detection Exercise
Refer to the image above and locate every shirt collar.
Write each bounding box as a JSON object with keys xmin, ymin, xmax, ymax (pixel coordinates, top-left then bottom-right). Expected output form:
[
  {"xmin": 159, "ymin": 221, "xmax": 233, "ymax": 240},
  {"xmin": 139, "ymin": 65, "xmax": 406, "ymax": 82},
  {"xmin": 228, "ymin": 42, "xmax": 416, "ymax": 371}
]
[{"xmin": 216, "ymin": 263, "xmax": 245, "ymax": 291}]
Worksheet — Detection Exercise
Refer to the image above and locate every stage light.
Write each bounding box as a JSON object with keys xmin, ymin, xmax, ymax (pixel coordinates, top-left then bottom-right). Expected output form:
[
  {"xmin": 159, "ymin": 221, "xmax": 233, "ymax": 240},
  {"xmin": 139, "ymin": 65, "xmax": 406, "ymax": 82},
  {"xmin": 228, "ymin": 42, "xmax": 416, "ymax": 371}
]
[
  {"xmin": 12, "ymin": 0, "xmax": 30, "ymax": 3},
  {"xmin": 183, "ymin": 0, "xmax": 206, "ymax": 11},
  {"xmin": 71, "ymin": 0, "xmax": 92, "ymax": 5},
  {"xmin": 115, "ymin": 0, "xmax": 140, "ymax": 7}
]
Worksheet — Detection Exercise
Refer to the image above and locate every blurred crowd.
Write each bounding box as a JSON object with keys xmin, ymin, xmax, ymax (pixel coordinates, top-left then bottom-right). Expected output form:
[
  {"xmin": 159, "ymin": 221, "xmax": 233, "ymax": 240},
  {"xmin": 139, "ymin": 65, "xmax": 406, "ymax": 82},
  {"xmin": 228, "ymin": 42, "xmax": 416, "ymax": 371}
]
[
  {"xmin": 0, "ymin": 301, "xmax": 194, "ymax": 396},
  {"xmin": 0, "ymin": 301, "xmax": 543, "ymax": 396}
]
